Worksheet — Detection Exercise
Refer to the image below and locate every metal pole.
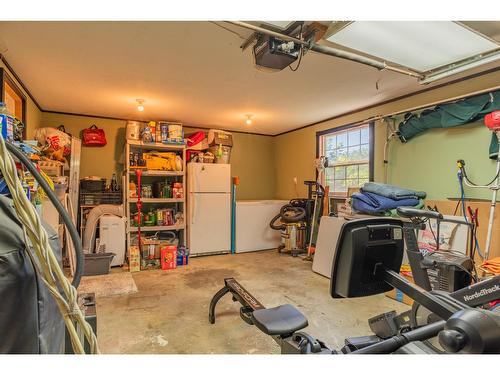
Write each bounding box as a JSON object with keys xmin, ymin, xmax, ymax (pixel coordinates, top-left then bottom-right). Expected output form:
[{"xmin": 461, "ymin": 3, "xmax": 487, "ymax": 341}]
[
  {"xmin": 227, "ymin": 21, "xmax": 423, "ymax": 79},
  {"xmin": 484, "ymin": 137, "xmax": 500, "ymax": 261}
]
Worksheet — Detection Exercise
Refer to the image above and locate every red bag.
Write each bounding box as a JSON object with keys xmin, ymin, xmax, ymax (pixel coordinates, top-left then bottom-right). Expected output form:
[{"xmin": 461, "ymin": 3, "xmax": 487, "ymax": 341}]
[
  {"xmin": 186, "ymin": 131, "xmax": 205, "ymax": 147},
  {"xmin": 82, "ymin": 124, "xmax": 107, "ymax": 146}
]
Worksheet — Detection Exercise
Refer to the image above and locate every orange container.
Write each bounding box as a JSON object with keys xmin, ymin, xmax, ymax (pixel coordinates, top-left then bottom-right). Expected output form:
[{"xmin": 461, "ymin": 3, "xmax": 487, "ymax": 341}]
[{"xmin": 161, "ymin": 245, "xmax": 177, "ymax": 270}]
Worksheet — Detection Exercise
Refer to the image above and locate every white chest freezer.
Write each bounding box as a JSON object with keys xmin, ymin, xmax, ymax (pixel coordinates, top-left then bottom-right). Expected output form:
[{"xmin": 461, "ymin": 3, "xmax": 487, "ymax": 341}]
[{"xmin": 235, "ymin": 200, "xmax": 289, "ymax": 253}]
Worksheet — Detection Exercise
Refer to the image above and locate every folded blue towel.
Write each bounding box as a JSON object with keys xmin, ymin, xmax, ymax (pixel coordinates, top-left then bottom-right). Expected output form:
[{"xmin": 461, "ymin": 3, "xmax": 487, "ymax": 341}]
[
  {"xmin": 361, "ymin": 182, "xmax": 426, "ymax": 200},
  {"xmin": 352, "ymin": 191, "xmax": 419, "ymax": 214}
]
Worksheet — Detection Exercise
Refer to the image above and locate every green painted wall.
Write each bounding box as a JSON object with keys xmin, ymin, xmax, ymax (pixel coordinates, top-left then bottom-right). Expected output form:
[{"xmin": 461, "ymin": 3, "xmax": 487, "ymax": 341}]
[
  {"xmin": 39, "ymin": 112, "xmax": 276, "ymax": 200},
  {"xmin": 274, "ymin": 70, "xmax": 500, "ymax": 201},
  {"xmin": 387, "ymin": 121, "xmax": 497, "ymax": 201},
  {"xmin": 29, "ymin": 69, "xmax": 500, "ymax": 203}
]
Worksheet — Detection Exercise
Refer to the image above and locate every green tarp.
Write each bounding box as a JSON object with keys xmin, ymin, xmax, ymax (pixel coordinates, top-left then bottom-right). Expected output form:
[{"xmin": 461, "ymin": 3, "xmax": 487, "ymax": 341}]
[{"xmin": 398, "ymin": 90, "xmax": 500, "ymax": 159}]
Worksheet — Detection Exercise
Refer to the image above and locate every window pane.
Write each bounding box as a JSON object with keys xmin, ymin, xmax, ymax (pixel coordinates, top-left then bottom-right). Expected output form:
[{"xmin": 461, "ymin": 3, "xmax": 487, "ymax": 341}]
[
  {"xmin": 334, "ymin": 166, "xmax": 345, "ymax": 179},
  {"xmin": 337, "ymin": 147, "xmax": 347, "ymax": 162},
  {"xmin": 348, "ymin": 145, "xmax": 361, "ymax": 160},
  {"xmin": 348, "ymin": 129, "xmax": 360, "ymax": 146},
  {"xmin": 325, "ymin": 168, "xmax": 334, "ymax": 190},
  {"xmin": 360, "ymin": 144, "xmax": 369, "ymax": 159},
  {"xmin": 326, "ymin": 135, "xmax": 336, "ymax": 151},
  {"xmin": 346, "ymin": 179, "xmax": 359, "ymax": 188},
  {"xmin": 334, "ymin": 179, "xmax": 347, "ymax": 193},
  {"xmin": 327, "ymin": 149, "xmax": 337, "ymax": 161},
  {"xmin": 360, "ymin": 127, "xmax": 369, "ymax": 144},
  {"xmin": 318, "ymin": 124, "xmax": 372, "ymax": 197},
  {"xmin": 359, "ymin": 164, "xmax": 369, "ymax": 179},
  {"xmin": 337, "ymin": 133, "xmax": 347, "ymax": 148},
  {"xmin": 346, "ymin": 165, "xmax": 358, "ymax": 179},
  {"xmin": 325, "ymin": 167, "xmax": 334, "ymax": 179}
]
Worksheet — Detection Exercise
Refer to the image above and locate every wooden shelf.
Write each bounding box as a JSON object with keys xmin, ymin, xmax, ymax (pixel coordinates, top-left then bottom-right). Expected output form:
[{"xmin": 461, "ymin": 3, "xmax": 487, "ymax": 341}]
[
  {"xmin": 129, "ymin": 224, "xmax": 185, "ymax": 232},
  {"xmin": 129, "ymin": 198, "xmax": 184, "ymax": 203},
  {"xmin": 127, "ymin": 140, "xmax": 185, "ymax": 151},
  {"xmin": 128, "ymin": 169, "xmax": 184, "ymax": 177}
]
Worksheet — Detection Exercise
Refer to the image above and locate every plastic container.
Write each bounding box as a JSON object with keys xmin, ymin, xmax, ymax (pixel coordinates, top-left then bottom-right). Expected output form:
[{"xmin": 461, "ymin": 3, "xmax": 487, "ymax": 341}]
[
  {"xmin": 126, "ymin": 121, "xmax": 142, "ymax": 140},
  {"xmin": 176, "ymin": 246, "xmax": 189, "ymax": 266},
  {"xmin": 83, "ymin": 253, "xmax": 116, "ymax": 276},
  {"xmin": 54, "ymin": 182, "xmax": 67, "ymax": 202},
  {"xmin": 0, "ymin": 102, "xmax": 14, "ymax": 141},
  {"xmin": 208, "ymin": 145, "xmax": 231, "ymax": 164}
]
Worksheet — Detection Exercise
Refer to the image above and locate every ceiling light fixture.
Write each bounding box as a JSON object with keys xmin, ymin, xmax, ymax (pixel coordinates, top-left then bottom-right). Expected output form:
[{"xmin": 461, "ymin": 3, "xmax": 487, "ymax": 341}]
[
  {"xmin": 136, "ymin": 99, "xmax": 145, "ymax": 112},
  {"xmin": 245, "ymin": 114, "xmax": 253, "ymax": 125}
]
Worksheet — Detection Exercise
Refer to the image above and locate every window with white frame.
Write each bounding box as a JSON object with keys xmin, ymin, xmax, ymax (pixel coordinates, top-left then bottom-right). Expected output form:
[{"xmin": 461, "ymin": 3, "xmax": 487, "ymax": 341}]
[{"xmin": 317, "ymin": 123, "xmax": 373, "ymax": 196}]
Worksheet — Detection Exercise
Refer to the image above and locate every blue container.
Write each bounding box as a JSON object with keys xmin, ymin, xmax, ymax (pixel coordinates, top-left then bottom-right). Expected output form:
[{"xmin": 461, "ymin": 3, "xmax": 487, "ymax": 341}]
[
  {"xmin": 0, "ymin": 114, "xmax": 14, "ymax": 140},
  {"xmin": 176, "ymin": 246, "xmax": 189, "ymax": 266}
]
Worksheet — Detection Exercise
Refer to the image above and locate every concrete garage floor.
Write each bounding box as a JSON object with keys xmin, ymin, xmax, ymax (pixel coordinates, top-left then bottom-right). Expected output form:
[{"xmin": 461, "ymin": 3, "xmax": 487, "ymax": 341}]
[{"xmin": 96, "ymin": 250, "xmax": 407, "ymax": 354}]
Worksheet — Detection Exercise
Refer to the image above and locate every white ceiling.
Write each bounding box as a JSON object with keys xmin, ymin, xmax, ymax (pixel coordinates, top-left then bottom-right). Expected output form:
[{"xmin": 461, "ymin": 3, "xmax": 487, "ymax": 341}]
[{"xmin": 0, "ymin": 21, "xmax": 498, "ymax": 135}]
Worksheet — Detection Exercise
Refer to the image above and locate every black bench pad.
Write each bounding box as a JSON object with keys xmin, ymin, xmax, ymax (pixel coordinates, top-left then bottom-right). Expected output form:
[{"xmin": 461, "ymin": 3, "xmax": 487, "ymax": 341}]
[{"xmin": 252, "ymin": 304, "xmax": 308, "ymax": 336}]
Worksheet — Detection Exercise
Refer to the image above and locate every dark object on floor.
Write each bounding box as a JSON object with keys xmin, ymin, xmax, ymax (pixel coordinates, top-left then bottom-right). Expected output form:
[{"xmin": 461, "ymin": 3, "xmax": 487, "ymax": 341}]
[
  {"xmin": 65, "ymin": 293, "xmax": 97, "ymax": 354},
  {"xmin": 83, "ymin": 253, "xmax": 116, "ymax": 276}
]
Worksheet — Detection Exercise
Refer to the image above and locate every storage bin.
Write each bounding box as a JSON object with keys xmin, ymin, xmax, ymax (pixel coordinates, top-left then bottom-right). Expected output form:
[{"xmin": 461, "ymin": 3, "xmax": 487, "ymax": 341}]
[
  {"xmin": 176, "ymin": 246, "xmax": 189, "ymax": 266},
  {"xmin": 83, "ymin": 253, "xmax": 115, "ymax": 276},
  {"xmin": 176, "ymin": 253, "xmax": 189, "ymax": 266},
  {"xmin": 80, "ymin": 178, "xmax": 106, "ymax": 192}
]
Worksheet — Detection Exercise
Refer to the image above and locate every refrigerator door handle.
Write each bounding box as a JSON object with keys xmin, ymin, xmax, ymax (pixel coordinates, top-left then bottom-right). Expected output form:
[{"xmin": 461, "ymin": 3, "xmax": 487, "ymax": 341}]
[{"xmin": 191, "ymin": 194, "xmax": 196, "ymax": 224}]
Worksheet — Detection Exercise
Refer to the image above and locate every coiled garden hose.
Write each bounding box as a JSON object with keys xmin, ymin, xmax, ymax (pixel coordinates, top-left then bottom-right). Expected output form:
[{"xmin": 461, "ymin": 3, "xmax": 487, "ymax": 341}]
[
  {"xmin": 6, "ymin": 141, "xmax": 84, "ymax": 287},
  {"xmin": 457, "ymin": 170, "xmax": 485, "ymax": 259},
  {"xmin": 0, "ymin": 136, "xmax": 98, "ymax": 354}
]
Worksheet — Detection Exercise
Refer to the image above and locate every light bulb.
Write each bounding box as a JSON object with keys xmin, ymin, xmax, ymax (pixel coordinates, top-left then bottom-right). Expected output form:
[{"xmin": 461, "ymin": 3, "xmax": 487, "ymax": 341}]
[
  {"xmin": 136, "ymin": 99, "xmax": 145, "ymax": 112},
  {"xmin": 137, "ymin": 105, "xmax": 144, "ymax": 112},
  {"xmin": 245, "ymin": 114, "xmax": 253, "ymax": 125}
]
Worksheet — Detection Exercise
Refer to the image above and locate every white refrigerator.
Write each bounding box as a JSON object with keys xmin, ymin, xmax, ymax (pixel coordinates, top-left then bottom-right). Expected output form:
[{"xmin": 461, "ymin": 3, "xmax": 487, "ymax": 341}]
[{"xmin": 187, "ymin": 163, "xmax": 231, "ymax": 256}]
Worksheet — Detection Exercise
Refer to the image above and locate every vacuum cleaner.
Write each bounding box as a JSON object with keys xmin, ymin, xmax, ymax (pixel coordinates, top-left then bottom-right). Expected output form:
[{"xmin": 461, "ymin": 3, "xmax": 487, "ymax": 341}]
[{"xmin": 269, "ymin": 181, "xmax": 325, "ymax": 257}]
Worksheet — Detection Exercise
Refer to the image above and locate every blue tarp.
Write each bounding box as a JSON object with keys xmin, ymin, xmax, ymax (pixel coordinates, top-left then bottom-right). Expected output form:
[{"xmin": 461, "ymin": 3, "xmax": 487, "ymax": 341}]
[
  {"xmin": 352, "ymin": 191, "xmax": 419, "ymax": 214},
  {"xmin": 361, "ymin": 182, "xmax": 426, "ymax": 200}
]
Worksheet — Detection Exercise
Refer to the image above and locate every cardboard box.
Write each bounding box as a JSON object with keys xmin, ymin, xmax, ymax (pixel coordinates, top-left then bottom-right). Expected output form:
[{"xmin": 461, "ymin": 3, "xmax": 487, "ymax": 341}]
[
  {"xmin": 385, "ymin": 274, "xmax": 415, "ymax": 306},
  {"xmin": 161, "ymin": 245, "xmax": 177, "ymax": 270},
  {"xmin": 129, "ymin": 245, "xmax": 141, "ymax": 272},
  {"xmin": 347, "ymin": 187, "xmax": 360, "ymax": 197}
]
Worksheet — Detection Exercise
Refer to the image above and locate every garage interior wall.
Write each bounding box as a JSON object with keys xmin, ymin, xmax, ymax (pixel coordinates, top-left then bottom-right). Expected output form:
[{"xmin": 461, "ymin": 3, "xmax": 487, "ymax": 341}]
[
  {"xmin": 39, "ymin": 112, "xmax": 276, "ymax": 200},
  {"xmin": 17, "ymin": 68, "xmax": 500, "ymax": 202},
  {"xmin": 274, "ymin": 69, "xmax": 500, "ymax": 201},
  {"xmin": 0, "ymin": 59, "xmax": 42, "ymax": 139}
]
